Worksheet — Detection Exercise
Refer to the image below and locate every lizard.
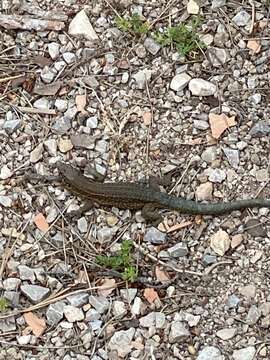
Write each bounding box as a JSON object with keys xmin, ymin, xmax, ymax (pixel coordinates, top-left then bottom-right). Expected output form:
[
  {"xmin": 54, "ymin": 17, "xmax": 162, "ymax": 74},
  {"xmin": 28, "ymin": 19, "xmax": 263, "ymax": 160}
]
[{"xmin": 57, "ymin": 161, "xmax": 270, "ymax": 224}]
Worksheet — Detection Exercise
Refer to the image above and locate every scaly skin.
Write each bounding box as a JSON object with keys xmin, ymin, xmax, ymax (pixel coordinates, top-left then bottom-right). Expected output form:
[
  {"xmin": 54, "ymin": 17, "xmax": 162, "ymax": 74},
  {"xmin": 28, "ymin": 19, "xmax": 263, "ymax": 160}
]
[{"xmin": 57, "ymin": 162, "xmax": 270, "ymax": 219}]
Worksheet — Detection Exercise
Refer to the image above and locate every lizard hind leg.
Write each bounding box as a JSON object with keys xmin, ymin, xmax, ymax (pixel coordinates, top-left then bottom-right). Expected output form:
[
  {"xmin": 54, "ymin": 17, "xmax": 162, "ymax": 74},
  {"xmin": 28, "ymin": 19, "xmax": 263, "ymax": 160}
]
[{"xmin": 141, "ymin": 203, "xmax": 163, "ymax": 227}]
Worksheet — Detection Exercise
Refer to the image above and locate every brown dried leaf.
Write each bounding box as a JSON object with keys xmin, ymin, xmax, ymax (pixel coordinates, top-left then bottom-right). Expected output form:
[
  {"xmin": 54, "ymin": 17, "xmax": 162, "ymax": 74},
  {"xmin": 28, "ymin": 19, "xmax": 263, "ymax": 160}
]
[
  {"xmin": 143, "ymin": 288, "xmax": 159, "ymax": 304},
  {"xmin": 24, "ymin": 312, "xmax": 46, "ymax": 337},
  {"xmin": 34, "ymin": 213, "xmax": 49, "ymax": 232},
  {"xmin": 97, "ymin": 278, "xmax": 116, "ymax": 297},
  {"xmin": 33, "ymin": 82, "xmax": 61, "ymax": 96},
  {"xmin": 209, "ymin": 113, "xmax": 236, "ymax": 139},
  {"xmin": 247, "ymin": 40, "xmax": 261, "ymax": 54},
  {"xmin": 155, "ymin": 267, "xmax": 170, "ymax": 282},
  {"xmin": 75, "ymin": 94, "xmax": 87, "ymax": 113}
]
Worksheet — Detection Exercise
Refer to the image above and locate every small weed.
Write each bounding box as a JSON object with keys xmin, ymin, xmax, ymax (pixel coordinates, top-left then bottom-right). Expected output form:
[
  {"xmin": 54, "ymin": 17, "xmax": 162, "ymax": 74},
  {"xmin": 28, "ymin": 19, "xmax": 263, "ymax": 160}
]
[
  {"xmin": 96, "ymin": 240, "xmax": 138, "ymax": 282},
  {"xmin": 0, "ymin": 297, "xmax": 9, "ymax": 312},
  {"xmin": 115, "ymin": 13, "xmax": 149, "ymax": 35},
  {"xmin": 154, "ymin": 17, "xmax": 205, "ymax": 56}
]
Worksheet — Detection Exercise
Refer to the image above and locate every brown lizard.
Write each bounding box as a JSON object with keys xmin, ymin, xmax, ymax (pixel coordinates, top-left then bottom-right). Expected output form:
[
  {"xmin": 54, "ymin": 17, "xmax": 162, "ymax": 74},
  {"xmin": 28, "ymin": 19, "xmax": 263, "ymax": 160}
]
[{"xmin": 57, "ymin": 161, "xmax": 270, "ymax": 223}]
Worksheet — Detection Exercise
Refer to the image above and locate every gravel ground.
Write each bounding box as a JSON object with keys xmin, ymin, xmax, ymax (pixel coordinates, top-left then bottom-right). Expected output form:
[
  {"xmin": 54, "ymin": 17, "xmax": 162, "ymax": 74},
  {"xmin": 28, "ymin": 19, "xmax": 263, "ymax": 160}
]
[{"xmin": 0, "ymin": 0, "xmax": 270, "ymax": 359}]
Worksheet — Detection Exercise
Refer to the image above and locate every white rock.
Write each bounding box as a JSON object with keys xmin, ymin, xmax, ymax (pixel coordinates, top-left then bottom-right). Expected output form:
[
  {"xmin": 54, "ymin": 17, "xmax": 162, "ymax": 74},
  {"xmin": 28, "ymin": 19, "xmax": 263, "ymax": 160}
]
[
  {"xmin": 55, "ymin": 99, "xmax": 68, "ymax": 112},
  {"xmin": 196, "ymin": 182, "xmax": 213, "ymax": 201},
  {"xmin": 48, "ymin": 42, "xmax": 60, "ymax": 60},
  {"xmin": 132, "ymin": 69, "xmax": 152, "ymax": 89},
  {"xmin": 232, "ymin": 10, "xmax": 251, "ymax": 27},
  {"xmin": 206, "ymin": 48, "xmax": 227, "ymax": 67},
  {"xmin": 210, "ymin": 229, "xmax": 230, "ymax": 256},
  {"xmin": 108, "ymin": 328, "xmax": 135, "ymax": 358},
  {"xmin": 33, "ymin": 98, "xmax": 49, "ymax": 110},
  {"xmin": 212, "ymin": 0, "xmax": 226, "ymax": 9},
  {"xmin": 187, "ymin": 0, "xmax": 200, "ymax": 14},
  {"xmin": 189, "ymin": 78, "xmax": 217, "ymax": 96},
  {"xmin": 0, "ymin": 165, "xmax": 12, "ymax": 179},
  {"xmin": 68, "ymin": 9, "xmax": 99, "ymax": 41},
  {"xmin": 216, "ymin": 327, "xmax": 236, "ymax": 340},
  {"xmin": 63, "ymin": 52, "xmax": 76, "ymax": 64},
  {"xmin": 232, "ymin": 346, "xmax": 256, "ymax": 360},
  {"xmin": 169, "ymin": 321, "xmax": 190, "ymax": 343},
  {"xmin": 64, "ymin": 305, "xmax": 84, "ymax": 322},
  {"xmin": 30, "ymin": 143, "xmax": 44, "ymax": 163},
  {"xmin": 197, "ymin": 346, "xmax": 223, "ymax": 360},
  {"xmin": 170, "ymin": 73, "xmax": 191, "ymax": 92}
]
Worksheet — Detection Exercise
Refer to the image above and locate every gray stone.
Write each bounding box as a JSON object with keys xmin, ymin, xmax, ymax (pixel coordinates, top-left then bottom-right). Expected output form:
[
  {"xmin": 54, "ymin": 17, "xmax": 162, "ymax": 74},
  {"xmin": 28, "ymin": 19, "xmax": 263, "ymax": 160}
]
[
  {"xmin": 44, "ymin": 139, "xmax": 58, "ymax": 156},
  {"xmin": 196, "ymin": 182, "xmax": 213, "ymax": 201},
  {"xmin": 70, "ymin": 134, "xmax": 95, "ymax": 149},
  {"xmin": 120, "ymin": 288, "xmax": 137, "ymax": 302},
  {"xmin": 212, "ymin": 0, "xmax": 226, "ymax": 9},
  {"xmin": 21, "ymin": 285, "xmax": 50, "ymax": 304},
  {"xmin": 223, "ymin": 148, "xmax": 239, "ymax": 168},
  {"xmin": 3, "ymin": 118, "xmax": 21, "ymax": 134},
  {"xmin": 205, "ymin": 168, "xmax": 226, "ymax": 183},
  {"xmin": 201, "ymin": 146, "xmax": 217, "ymax": 163},
  {"xmin": 3, "ymin": 277, "xmax": 21, "ymax": 291},
  {"xmin": 249, "ymin": 93, "xmax": 261, "ymax": 105},
  {"xmin": 170, "ymin": 73, "xmax": 191, "ymax": 92},
  {"xmin": 0, "ymin": 317, "xmax": 16, "ymax": 332},
  {"xmin": 232, "ymin": 346, "xmax": 256, "ymax": 360},
  {"xmin": 64, "ymin": 305, "xmax": 84, "ymax": 322},
  {"xmin": 86, "ymin": 116, "xmax": 98, "ymax": 129},
  {"xmin": 132, "ymin": 69, "xmax": 152, "ymax": 89},
  {"xmin": 46, "ymin": 301, "xmax": 65, "ymax": 326},
  {"xmin": 30, "ymin": 143, "xmax": 44, "ymax": 163},
  {"xmin": 167, "ymin": 243, "xmax": 189, "ymax": 257},
  {"xmin": 0, "ymin": 195, "xmax": 12, "ymax": 207},
  {"xmin": 96, "ymin": 227, "xmax": 115, "ymax": 243},
  {"xmin": 193, "ymin": 119, "xmax": 209, "ymax": 130},
  {"xmin": 89, "ymin": 319, "xmax": 102, "ymax": 331},
  {"xmin": 68, "ymin": 9, "xmax": 99, "ymax": 41},
  {"xmin": 77, "ymin": 217, "xmax": 88, "ymax": 233},
  {"xmin": 55, "ymin": 99, "xmax": 68, "ymax": 112},
  {"xmin": 41, "ymin": 67, "xmax": 56, "ymax": 83},
  {"xmin": 245, "ymin": 219, "xmax": 267, "ymax": 237},
  {"xmin": 139, "ymin": 312, "xmax": 166, "ymax": 328},
  {"xmin": 207, "ymin": 47, "xmax": 227, "ymax": 66},
  {"xmin": 67, "ymin": 292, "xmax": 89, "ymax": 307},
  {"xmin": 202, "ymin": 254, "xmax": 217, "ymax": 265},
  {"xmin": 108, "ymin": 328, "xmax": 135, "ymax": 358},
  {"xmin": 144, "ymin": 227, "xmax": 167, "ymax": 245},
  {"xmin": 189, "ymin": 78, "xmax": 217, "ymax": 96},
  {"xmin": 197, "ymin": 346, "xmax": 223, "ymax": 360},
  {"xmin": 250, "ymin": 121, "xmax": 270, "ymax": 137},
  {"xmin": 246, "ymin": 305, "xmax": 261, "ymax": 325},
  {"xmin": 63, "ymin": 52, "xmax": 76, "ymax": 64},
  {"xmin": 4, "ymin": 291, "xmax": 20, "ymax": 307},
  {"xmin": 0, "ymin": 165, "xmax": 12, "ymax": 179},
  {"xmin": 239, "ymin": 284, "xmax": 256, "ymax": 298},
  {"xmin": 144, "ymin": 37, "xmax": 161, "ymax": 55},
  {"xmin": 113, "ymin": 301, "xmax": 127, "ymax": 318},
  {"xmin": 89, "ymin": 296, "xmax": 109, "ymax": 314},
  {"xmin": 95, "ymin": 140, "xmax": 108, "ymax": 154},
  {"xmin": 51, "ymin": 117, "xmax": 71, "ymax": 134},
  {"xmin": 232, "ymin": 10, "xmax": 251, "ymax": 27},
  {"xmin": 216, "ymin": 327, "xmax": 236, "ymax": 340},
  {"xmin": 85, "ymin": 308, "xmax": 101, "ymax": 321},
  {"xmin": 33, "ymin": 98, "xmax": 49, "ymax": 110},
  {"xmin": 227, "ymin": 294, "xmax": 240, "ymax": 308},
  {"xmin": 169, "ymin": 321, "xmax": 190, "ymax": 343},
  {"xmin": 48, "ymin": 42, "xmax": 60, "ymax": 59},
  {"xmin": 17, "ymin": 335, "xmax": 32, "ymax": 345},
  {"xmin": 18, "ymin": 265, "xmax": 35, "ymax": 283}
]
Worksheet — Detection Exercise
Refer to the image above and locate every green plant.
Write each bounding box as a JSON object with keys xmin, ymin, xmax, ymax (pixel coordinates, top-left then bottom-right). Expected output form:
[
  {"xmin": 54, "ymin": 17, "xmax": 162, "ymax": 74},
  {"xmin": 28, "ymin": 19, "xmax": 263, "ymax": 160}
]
[
  {"xmin": 115, "ymin": 13, "xmax": 149, "ymax": 35},
  {"xmin": 154, "ymin": 17, "xmax": 205, "ymax": 56},
  {"xmin": 96, "ymin": 240, "xmax": 138, "ymax": 282},
  {"xmin": 0, "ymin": 297, "xmax": 9, "ymax": 312}
]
